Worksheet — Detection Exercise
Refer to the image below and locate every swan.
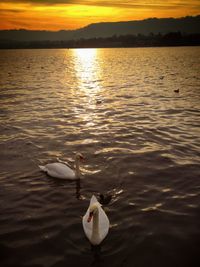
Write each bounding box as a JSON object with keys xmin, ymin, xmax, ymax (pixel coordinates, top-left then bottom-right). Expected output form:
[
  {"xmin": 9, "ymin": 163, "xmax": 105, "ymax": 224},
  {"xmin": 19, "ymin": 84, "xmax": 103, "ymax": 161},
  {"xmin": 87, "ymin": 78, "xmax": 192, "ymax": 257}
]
[
  {"xmin": 39, "ymin": 153, "xmax": 84, "ymax": 179},
  {"xmin": 82, "ymin": 195, "xmax": 109, "ymax": 245}
]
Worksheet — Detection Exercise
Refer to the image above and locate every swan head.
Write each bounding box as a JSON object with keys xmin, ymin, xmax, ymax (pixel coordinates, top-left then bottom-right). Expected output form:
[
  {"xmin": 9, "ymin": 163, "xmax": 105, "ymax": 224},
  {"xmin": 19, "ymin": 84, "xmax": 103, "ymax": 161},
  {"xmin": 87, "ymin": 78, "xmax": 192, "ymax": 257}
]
[
  {"xmin": 75, "ymin": 152, "xmax": 85, "ymax": 162},
  {"xmin": 87, "ymin": 203, "xmax": 100, "ymax": 223}
]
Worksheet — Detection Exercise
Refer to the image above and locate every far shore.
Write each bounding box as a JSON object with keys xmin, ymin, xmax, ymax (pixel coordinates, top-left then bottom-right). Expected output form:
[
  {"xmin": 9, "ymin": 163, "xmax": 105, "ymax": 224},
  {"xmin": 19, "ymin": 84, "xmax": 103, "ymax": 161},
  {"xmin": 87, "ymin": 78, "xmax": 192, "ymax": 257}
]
[{"xmin": 0, "ymin": 32, "xmax": 200, "ymax": 49}]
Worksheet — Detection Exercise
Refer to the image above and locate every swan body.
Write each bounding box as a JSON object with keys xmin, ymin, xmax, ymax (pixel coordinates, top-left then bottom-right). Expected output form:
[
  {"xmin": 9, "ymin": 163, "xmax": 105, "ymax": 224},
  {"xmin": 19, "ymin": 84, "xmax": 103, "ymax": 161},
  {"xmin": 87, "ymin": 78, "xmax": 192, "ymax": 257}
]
[
  {"xmin": 39, "ymin": 153, "xmax": 84, "ymax": 179},
  {"xmin": 82, "ymin": 195, "xmax": 109, "ymax": 245},
  {"xmin": 39, "ymin": 162, "xmax": 76, "ymax": 179}
]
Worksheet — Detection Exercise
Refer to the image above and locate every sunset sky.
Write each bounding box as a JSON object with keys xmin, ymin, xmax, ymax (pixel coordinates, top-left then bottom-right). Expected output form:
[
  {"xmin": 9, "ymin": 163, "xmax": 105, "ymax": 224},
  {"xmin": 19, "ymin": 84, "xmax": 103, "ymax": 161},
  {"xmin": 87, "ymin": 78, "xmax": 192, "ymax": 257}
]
[{"xmin": 0, "ymin": 0, "xmax": 200, "ymax": 31}]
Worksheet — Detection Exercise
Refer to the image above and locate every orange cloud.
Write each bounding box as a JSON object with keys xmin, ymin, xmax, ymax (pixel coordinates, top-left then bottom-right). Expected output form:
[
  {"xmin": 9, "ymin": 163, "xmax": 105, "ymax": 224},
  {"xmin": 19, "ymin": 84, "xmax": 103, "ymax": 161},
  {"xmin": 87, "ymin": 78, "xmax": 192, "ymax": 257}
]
[{"xmin": 0, "ymin": 0, "xmax": 200, "ymax": 30}]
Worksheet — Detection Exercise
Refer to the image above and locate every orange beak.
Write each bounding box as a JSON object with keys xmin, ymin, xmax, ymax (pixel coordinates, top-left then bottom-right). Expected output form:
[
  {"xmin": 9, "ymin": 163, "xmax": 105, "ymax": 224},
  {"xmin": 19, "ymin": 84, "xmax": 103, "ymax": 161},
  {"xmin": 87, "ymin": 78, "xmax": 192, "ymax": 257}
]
[
  {"xmin": 87, "ymin": 212, "xmax": 93, "ymax": 223},
  {"xmin": 80, "ymin": 155, "xmax": 86, "ymax": 162}
]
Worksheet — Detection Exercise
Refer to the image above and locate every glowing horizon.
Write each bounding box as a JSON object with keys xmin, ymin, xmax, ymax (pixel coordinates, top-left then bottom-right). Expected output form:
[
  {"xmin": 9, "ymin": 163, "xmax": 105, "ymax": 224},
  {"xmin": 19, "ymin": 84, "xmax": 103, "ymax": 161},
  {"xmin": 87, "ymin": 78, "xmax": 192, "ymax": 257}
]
[{"xmin": 0, "ymin": 0, "xmax": 200, "ymax": 31}]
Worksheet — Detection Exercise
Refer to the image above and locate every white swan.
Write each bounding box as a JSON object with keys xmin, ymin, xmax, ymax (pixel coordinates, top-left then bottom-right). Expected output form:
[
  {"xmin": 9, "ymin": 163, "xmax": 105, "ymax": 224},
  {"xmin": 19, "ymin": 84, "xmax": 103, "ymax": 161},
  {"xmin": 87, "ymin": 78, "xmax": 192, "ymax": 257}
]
[
  {"xmin": 82, "ymin": 195, "xmax": 109, "ymax": 245},
  {"xmin": 39, "ymin": 153, "xmax": 84, "ymax": 179}
]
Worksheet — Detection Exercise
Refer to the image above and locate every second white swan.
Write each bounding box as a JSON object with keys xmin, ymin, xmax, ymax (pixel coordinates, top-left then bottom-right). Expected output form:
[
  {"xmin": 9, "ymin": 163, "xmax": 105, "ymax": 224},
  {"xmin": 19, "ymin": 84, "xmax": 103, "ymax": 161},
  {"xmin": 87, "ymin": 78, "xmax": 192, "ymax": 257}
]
[{"xmin": 39, "ymin": 153, "xmax": 84, "ymax": 179}]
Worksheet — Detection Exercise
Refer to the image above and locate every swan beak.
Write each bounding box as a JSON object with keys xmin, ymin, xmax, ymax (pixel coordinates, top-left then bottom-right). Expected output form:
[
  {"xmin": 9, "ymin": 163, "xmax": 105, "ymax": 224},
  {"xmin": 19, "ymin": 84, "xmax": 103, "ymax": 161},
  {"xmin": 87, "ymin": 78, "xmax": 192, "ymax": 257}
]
[
  {"xmin": 80, "ymin": 155, "xmax": 86, "ymax": 162},
  {"xmin": 87, "ymin": 212, "xmax": 93, "ymax": 223}
]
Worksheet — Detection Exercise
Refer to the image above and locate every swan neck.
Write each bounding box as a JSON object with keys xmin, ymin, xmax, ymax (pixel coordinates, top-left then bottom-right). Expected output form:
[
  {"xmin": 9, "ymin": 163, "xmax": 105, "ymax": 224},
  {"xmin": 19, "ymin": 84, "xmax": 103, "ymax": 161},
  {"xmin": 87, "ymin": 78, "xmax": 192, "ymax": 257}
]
[
  {"xmin": 92, "ymin": 208, "xmax": 100, "ymax": 242},
  {"xmin": 75, "ymin": 158, "xmax": 80, "ymax": 177}
]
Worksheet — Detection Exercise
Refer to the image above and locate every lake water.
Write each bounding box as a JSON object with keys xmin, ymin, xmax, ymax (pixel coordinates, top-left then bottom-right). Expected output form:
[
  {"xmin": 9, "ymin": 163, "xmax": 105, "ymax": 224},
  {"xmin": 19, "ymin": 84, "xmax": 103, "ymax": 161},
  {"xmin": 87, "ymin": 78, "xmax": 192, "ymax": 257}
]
[{"xmin": 0, "ymin": 47, "xmax": 200, "ymax": 267}]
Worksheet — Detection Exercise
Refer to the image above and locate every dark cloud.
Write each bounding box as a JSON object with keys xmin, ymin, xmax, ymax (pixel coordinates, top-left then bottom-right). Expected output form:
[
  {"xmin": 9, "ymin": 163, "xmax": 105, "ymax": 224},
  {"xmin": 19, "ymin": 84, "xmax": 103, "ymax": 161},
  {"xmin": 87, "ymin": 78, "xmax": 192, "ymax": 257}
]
[
  {"xmin": 1, "ymin": 0, "xmax": 200, "ymax": 9},
  {"xmin": 0, "ymin": 8, "xmax": 25, "ymax": 13}
]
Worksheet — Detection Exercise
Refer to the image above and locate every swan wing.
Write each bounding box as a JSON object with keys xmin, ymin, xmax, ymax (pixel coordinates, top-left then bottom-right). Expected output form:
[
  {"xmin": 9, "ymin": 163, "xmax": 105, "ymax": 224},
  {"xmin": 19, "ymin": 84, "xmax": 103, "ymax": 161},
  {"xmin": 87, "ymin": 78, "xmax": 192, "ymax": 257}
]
[
  {"xmin": 45, "ymin": 162, "xmax": 75, "ymax": 179},
  {"xmin": 98, "ymin": 205, "xmax": 110, "ymax": 241},
  {"xmin": 90, "ymin": 195, "xmax": 98, "ymax": 205}
]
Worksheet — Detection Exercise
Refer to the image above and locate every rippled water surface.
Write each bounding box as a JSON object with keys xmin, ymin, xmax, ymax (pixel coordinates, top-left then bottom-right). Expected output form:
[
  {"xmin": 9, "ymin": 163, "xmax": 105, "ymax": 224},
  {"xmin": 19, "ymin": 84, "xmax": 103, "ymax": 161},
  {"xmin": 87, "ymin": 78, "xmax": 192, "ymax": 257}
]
[{"xmin": 0, "ymin": 47, "xmax": 200, "ymax": 267}]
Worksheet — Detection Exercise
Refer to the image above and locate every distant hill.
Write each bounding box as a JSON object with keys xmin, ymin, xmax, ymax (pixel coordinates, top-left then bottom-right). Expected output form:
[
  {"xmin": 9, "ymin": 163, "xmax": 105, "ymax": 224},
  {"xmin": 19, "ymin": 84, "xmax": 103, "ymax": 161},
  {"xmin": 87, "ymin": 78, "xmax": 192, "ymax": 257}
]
[
  {"xmin": 0, "ymin": 15, "xmax": 200, "ymax": 42},
  {"xmin": 76, "ymin": 16, "xmax": 200, "ymax": 39}
]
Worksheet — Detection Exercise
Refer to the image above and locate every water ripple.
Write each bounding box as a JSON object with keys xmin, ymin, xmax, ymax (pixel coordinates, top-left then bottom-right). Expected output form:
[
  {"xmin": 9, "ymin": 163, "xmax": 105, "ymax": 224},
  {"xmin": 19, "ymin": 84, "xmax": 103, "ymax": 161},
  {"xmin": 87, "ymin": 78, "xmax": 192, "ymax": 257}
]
[{"xmin": 0, "ymin": 47, "xmax": 200, "ymax": 267}]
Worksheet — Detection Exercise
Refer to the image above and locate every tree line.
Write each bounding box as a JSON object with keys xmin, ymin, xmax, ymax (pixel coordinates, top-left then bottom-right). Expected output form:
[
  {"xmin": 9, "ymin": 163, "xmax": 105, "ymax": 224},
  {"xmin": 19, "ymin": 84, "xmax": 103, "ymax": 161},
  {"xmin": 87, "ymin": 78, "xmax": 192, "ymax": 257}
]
[{"xmin": 0, "ymin": 32, "xmax": 200, "ymax": 49}]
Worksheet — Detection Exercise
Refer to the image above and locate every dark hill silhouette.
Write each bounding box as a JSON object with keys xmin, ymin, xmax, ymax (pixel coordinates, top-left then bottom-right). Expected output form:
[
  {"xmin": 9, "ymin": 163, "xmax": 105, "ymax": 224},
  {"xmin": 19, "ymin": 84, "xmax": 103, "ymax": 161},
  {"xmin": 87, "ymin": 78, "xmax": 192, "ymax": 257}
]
[
  {"xmin": 76, "ymin": 16, "xmax": 200, "ymax": 39},
  {"xmin": 0, "ymin": 15, "xmax": 200, "ymax": 42}
]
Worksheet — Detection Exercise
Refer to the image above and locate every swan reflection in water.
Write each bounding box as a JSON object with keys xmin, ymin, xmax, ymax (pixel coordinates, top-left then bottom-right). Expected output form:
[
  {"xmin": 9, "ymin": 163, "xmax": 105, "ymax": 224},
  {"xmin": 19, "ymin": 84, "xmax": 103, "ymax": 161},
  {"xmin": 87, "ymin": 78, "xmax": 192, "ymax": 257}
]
[
  {"xmin": 75, "ymin": 178, "xmax": 85, "ymax": 200},
  {"xmin": 90, "ymin": 244, "xmax": 103, "ymax": 267}
]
